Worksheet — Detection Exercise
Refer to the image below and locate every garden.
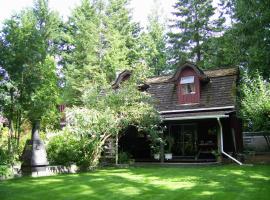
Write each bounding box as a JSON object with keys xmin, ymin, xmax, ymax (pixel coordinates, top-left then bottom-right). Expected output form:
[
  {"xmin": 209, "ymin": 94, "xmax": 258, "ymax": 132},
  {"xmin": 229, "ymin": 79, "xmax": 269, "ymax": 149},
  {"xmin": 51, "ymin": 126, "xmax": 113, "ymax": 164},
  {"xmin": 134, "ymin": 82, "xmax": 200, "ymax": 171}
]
[{"xmin": 0, "ymin": 1, "xmax": 270, "ymax": 200}]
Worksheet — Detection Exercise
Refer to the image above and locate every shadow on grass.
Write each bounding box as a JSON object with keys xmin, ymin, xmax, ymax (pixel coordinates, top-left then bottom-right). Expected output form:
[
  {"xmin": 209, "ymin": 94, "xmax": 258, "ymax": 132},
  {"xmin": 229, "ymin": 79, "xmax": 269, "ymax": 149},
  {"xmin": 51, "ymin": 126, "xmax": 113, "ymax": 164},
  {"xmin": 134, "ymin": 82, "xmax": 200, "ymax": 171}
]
[{"xmin": 0, "ymin": 164, "xmax": 269, "ymax": 200}]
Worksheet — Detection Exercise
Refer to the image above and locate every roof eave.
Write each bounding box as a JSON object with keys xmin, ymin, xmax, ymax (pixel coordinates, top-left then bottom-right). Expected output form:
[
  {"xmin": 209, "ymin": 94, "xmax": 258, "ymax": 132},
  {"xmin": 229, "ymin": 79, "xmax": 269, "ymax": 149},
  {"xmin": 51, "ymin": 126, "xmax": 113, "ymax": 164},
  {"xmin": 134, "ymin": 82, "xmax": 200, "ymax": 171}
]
[
  {"xmin": 159, "ymin": 106, "xmax": 235, "ymax": 114},
  {"xmin": 162, "ymin": 114, "xmax": 229, "ymax": 121}
]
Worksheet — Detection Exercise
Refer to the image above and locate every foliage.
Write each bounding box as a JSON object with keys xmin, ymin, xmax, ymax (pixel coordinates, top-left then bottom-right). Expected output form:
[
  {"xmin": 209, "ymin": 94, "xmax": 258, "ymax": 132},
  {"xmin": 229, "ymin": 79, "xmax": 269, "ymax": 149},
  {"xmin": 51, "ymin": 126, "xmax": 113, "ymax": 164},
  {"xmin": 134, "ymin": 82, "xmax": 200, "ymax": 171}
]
[
  {"xmin": 168, "ymin": 0, "xmax": 225, "ymax": 68},
  {"xmin": 0, "ymin": 127, "xmax": 16, "ymax": 165},
  {"xmin": 47, "ymin": 130, "xmax": 88, "ymax": 167},
  {"xmin": 62, "ymin": 0, "xmax": 142, "ymax": 104},
  {"xmin": 0, "ymin": 165, "xmax": 11, "ymax": 177},
  {"xmin": 61, "ymin": 0, "xmax": 103, "ymax": 105},
  {"xmin": 239, "ymin": 70, "xmax": 270, "ymax": 149},
  {"xmin": 164, "ymin": 135, "xmax": 174, "ymax": 153},
  {"xmin": 239, "ymin": 70, "xmax": 270, "ymax": 132},
  {"xmin": 0, "ymin": 0, "xmax": 62, "ymax": 165},
  {"xmin": 0, "ymin": 0, "xmax": 61, "ymax": 125},
  {"xmin": 58, "ymin": 0, "xmax": 163, "ymax": 168},
  {"xmin": 206, "ymin": 0, "xmax": 270, "ymax": 76},
  {"xmin": 118, "ymin": 151, "xmax": 132, "ymax": 164},
  {"xmin": 24, "ymin": 56, "xmax": 60, "ymax": 124},
  {"xmin": 0, "ymin": 125, "xmax": 30, "ymax": 165},
  {"xmin": 0, "ymin": 66, "xmax": 11, "ymax": 114},
  {"xmin": 140, "ymin": 2, "xmax": 168, "ymax": 75},
  {"xmin": 56, "ymin": 64, "xmax": 162, "ymax": 168},
  {"xmin": 105, "ymin": 0, "xmax": 142, "ymax": 67},
  {"xmin": 232, "ymin": 0, "xmax": 270, "ymax": 77}
]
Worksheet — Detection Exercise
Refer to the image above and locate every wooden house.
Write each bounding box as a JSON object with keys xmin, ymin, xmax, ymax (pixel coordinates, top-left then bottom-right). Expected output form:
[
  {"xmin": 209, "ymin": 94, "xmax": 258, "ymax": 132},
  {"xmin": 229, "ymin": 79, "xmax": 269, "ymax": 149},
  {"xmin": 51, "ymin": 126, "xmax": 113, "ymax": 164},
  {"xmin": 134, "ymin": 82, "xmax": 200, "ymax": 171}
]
[{"xmin": 117, "ymin": 63, "xmax": 243, "ymax": 164}]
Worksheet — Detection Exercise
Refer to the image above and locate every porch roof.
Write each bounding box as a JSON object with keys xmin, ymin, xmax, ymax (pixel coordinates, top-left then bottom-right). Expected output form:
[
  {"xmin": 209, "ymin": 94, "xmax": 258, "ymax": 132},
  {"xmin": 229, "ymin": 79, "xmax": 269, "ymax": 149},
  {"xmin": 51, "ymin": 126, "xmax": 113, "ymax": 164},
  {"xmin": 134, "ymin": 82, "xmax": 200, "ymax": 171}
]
[{"xmin": 161, "ymin": 110, "xmax": 233, "ymax": 121}]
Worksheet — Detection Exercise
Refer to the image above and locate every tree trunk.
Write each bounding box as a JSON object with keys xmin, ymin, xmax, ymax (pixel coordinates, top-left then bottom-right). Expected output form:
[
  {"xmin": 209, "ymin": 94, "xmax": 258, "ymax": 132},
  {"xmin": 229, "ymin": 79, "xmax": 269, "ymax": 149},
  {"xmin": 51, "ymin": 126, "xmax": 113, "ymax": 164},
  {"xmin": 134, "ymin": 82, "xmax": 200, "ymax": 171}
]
[
  {"xmin": 91, "ymin": 134, "xmax": 112, "ymax": 167},
  {"xmin": 8, "ymin": 119, "xmax": 14, "ymax": 154},
  {"xmin": 15, "ymin": 110, "xmax": 22, "ymax": 150},
  {"xmin": 8, "ymin": 89, "xmax": 15, "ymax": 154},
  {"xmin": 194, "ymin": 3, "xmax": 201, "ymax": 63}
]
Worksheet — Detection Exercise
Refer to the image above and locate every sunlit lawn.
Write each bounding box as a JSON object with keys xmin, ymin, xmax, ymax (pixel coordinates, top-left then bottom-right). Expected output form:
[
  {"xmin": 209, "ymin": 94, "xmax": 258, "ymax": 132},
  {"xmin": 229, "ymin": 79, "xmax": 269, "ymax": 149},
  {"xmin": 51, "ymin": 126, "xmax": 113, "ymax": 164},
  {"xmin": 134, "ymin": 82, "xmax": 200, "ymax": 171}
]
[{"xmin": 0, "ymin": 165, "xmax": 270, "ymax": 200}]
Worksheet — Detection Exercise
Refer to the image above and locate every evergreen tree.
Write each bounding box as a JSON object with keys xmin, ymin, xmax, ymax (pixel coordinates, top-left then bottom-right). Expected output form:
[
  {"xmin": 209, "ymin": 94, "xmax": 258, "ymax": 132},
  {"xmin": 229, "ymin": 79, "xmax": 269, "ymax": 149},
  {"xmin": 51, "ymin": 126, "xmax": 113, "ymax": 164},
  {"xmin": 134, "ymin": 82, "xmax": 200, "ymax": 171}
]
[
  {"xmin": 202, "ymin": 0, "xmax": 270, "ymax": 76},
  {"xmin": 62, "ymin": 0, "xmax": 105, "ymax": 105},
  {"xmin": 103, "ymin": 0, "xmax": 130, "ymax": 80},
  {"xmin": 63, "ymin": 0, "xmax": 142, "ymax": 104},
  {"xmin": 141, "ymin": 2, "xmax": 168, "ymax": 76},
  {"xmin": 232, "ymin": 0, "xmax": 270, "ymax": 77},
  {"xmin": 104, "ymin": 0, "xmax": 142, "ymax": 79},
  {"xmin": 168, "ymin": 0, "xmax": 225, "ymax": 68}
]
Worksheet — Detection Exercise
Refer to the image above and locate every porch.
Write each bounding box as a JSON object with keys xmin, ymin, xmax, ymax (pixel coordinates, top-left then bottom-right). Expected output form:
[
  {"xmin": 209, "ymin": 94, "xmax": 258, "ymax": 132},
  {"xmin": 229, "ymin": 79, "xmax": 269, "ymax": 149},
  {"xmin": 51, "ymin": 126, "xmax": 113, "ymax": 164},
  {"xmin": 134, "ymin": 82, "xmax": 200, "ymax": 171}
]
[{"xmin": 118, "ymin": 113, "xmax": 243, "ymax": 164}]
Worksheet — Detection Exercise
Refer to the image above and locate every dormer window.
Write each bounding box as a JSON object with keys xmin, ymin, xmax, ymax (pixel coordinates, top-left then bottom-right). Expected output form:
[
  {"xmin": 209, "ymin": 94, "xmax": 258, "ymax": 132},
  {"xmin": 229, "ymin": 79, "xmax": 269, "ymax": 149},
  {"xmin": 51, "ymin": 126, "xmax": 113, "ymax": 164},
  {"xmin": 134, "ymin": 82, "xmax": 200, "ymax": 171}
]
[
  {"xmin": 176, "ymin": 66, "xmax": 202, "ymax": 104},
  {"xmin": 180, "ymin": 76, "xmax": 195, "ymax": 94}
]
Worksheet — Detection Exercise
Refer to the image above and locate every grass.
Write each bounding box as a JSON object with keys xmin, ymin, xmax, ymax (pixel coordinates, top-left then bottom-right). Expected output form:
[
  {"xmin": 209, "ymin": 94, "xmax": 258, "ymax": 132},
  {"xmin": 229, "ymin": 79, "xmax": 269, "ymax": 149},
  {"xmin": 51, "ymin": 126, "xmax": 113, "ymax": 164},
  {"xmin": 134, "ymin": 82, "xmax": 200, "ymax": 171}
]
[{"xmin": 0, "ymin": 164, "xmax": 270, "ymax": 200}]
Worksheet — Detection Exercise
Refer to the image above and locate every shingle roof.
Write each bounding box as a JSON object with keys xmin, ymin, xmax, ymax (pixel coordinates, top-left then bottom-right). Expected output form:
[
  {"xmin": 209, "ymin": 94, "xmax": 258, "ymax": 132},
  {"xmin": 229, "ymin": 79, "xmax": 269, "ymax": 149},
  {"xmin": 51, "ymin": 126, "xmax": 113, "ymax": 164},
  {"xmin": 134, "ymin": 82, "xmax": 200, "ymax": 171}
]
[
  {"xmin": 146, "ymin": 67, "xmax": 238, "ymax": 112},
  {"xmin": 147, "ymin": 68, "xmax": 238, "ymax": 84}
]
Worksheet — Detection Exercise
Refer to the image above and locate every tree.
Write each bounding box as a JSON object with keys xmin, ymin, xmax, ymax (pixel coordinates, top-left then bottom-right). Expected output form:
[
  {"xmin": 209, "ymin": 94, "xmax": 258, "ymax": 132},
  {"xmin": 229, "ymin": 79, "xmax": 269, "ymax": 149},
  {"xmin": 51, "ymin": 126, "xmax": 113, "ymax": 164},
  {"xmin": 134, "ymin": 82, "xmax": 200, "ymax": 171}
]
[
  {"xmin": 63, "ymin": 0, "xmax": 143, "ymax": 105},
  {"xmin": 168, "ymin": 0, "xmax": 225, "ymax": 68},
  {"xmin": 0, "ymin": 0, "xmax": 61, "ymax": 157},
  {"xmin": 140, "ymin": 1, "xmax": 168, "ymax": 76},
  {"xmin": 200, "ymin": 29, "xmax": 242, "ymax": 68},
  {"xmin": 103, "ymin": 0, "xmax": 130, "ymax": 80},
  {"xmin": 209, "ymin": 0, "xmax": 270, "ymax": 76},
  {"xmin": 48, "ymin": 64, "xmax": 162, "ymax": 168},
  {"xmin": 104, "ymin": 0, "xmax": 142, "ymax": 69},
  {"xmin": 61, "ymin": 0, "xmax": 104, "ymax": 105},
  {"xmin": 231, "ymin": 0, "xmax": 270, "ymax": 77},
  {"xmin": 240, "ymin": 70, "xmax": 270, "ymax": 149}
]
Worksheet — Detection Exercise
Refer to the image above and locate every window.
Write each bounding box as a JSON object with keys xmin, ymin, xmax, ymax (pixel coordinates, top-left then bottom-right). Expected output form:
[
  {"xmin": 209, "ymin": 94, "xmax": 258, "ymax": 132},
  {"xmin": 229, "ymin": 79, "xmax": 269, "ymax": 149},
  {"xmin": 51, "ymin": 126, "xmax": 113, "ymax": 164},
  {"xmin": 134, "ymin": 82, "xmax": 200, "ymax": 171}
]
[{"xmin": 180, "ymin": 76, "xmax": 195, "ymax": 94}]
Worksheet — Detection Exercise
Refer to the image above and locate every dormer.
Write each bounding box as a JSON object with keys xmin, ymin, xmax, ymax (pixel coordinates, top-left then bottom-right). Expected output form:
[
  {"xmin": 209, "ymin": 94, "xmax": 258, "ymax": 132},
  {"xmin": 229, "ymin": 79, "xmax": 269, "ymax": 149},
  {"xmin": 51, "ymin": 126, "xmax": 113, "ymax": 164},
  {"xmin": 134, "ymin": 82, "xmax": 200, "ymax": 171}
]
[
  {"xmin": 170, "ymin": 63, "xmax": 209, "ymax": 105},
  {"xmin": 112, "ymin": 70, "xmax": 132, "ymax": 89},
  {"xmin": 112, "ymin": 70, "xmax": 149, "ymax": 91}
]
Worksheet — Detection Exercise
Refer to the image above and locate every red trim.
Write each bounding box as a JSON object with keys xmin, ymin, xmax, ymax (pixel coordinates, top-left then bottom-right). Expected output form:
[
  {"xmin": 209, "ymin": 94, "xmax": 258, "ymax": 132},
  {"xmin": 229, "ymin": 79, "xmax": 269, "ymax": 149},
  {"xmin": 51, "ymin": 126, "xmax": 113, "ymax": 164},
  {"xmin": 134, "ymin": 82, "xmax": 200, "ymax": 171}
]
[{"xmin": 178, "ymin": 67, "xmax": 200, "ymax": 104}]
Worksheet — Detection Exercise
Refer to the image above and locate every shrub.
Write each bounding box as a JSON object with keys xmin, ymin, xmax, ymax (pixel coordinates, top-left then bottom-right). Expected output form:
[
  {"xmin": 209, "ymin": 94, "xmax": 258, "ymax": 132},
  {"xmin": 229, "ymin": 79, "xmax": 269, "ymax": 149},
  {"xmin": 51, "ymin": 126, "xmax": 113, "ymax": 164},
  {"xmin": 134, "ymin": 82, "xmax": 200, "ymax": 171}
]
[
  {"xmin": 47, "ymin": 131, "xmax": 81, "ymax": 166},
  {"xmin": 0, "ymin": 165, "xmax": 11, "ymax": 177},
  {"xmin": 118, "ymin": 152, "xmax": 132, "ymax": 164},
  {"xmin": 47, "ymin": 130, "xmax": 97, "ymax": 169}
]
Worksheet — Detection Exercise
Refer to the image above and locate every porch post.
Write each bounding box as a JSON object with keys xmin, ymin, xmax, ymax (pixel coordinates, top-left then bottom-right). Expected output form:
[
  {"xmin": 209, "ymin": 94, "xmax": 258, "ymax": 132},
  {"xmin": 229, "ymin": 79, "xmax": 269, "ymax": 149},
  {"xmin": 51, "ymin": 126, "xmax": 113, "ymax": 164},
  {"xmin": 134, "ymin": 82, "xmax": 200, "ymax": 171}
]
[
  {"xmin": 115, "ymin": 133, "xmax": 118, "ymax": 165},
  {"xmin": 160, "ymin": 133, "xmax": 164, "ymax": 163},
  {"xmin": 217, "ymin": 118, "xmax": 222, "ymax": 162}
]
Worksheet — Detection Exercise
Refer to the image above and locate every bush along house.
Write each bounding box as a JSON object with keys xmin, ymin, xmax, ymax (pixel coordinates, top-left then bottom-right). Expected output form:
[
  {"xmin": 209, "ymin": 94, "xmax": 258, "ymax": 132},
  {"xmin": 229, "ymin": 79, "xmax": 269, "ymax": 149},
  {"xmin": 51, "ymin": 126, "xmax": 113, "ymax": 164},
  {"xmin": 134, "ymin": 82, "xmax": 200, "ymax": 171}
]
[{"xmin": 118, "ymin": 63, "xmax": 243, "ymax": 165}]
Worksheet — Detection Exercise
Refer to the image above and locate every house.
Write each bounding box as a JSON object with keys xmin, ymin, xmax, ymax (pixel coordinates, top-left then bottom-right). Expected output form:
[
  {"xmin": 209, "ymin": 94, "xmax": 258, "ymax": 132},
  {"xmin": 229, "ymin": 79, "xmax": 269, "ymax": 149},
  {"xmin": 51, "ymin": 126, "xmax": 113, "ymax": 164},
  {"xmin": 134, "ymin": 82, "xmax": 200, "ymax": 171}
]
[{"xmin": 118, "ymin": 63, "xmax": 243, "ymax": 164}]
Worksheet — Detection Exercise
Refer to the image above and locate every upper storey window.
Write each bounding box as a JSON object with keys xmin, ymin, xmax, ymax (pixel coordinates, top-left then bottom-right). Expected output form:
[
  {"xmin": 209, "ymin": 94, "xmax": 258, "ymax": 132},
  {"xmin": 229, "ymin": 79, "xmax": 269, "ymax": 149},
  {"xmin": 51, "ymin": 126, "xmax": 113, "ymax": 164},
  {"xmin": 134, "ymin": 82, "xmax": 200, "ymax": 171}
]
[
  {"xmin": 172, "ymin": 63, "xmax": 209, "ymax": 105},
  {"xmin": 180, "ymin": 76, "xmax": 195, "ymax": 94}
]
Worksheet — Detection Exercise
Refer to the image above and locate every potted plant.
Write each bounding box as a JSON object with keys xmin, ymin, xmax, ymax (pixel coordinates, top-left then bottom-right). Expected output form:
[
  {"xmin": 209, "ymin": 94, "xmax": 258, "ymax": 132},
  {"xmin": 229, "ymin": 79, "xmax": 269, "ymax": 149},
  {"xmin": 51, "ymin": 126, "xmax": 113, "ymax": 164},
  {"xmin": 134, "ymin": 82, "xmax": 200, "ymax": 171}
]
[
  {"xmin": 151, "ymin": 143, "xmax": 160, "ymax": 160},
  {"xmin": 164, "ymin": 135, "xmax": 174, "ymax": 160}
]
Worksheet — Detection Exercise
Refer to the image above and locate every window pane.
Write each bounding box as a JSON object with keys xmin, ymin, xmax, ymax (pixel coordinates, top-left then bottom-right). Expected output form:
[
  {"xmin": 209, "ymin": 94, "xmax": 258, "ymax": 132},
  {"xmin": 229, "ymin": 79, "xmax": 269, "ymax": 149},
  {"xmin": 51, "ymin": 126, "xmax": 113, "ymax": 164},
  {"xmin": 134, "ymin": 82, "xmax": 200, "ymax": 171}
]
[
  {"xmin": 182, "ymin": 83, "xmax": 195, "ymax": 94},
  {"xmin": 180, "ymin": 76, "xmax": 194, "ymax": 84}
]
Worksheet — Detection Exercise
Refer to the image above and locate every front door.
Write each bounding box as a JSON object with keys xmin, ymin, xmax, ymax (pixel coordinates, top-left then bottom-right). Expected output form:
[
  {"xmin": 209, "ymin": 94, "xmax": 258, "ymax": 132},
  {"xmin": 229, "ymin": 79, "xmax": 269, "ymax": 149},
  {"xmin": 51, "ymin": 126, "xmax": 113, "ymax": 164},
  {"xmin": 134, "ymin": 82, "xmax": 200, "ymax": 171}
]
[{"xmin": 170, "ymin": 124, "xmax": 197, "ymax": 156}]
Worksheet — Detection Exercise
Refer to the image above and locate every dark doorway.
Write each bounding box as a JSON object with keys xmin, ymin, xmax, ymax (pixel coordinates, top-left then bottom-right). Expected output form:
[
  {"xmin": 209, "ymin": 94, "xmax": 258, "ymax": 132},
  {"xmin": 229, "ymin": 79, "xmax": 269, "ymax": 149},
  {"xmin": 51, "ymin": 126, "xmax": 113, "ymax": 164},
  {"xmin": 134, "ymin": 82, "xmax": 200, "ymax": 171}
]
[
  {"xmin": 169, "ymin": 124, "xmax": 197, "ymax": 157},
  {"xmin": 119, "ymin": 126, "xmax": 152, "ymax": 160}
]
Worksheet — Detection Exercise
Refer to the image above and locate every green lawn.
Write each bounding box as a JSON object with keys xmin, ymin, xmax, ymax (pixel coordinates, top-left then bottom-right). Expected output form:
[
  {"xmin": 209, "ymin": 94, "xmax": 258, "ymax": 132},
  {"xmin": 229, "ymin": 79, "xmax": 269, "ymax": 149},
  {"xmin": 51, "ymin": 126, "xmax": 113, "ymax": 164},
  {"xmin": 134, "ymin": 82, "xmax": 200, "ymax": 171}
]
[{"xmin": 0, "ymin": 165, "xmax": 270, "ymax": 200}]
